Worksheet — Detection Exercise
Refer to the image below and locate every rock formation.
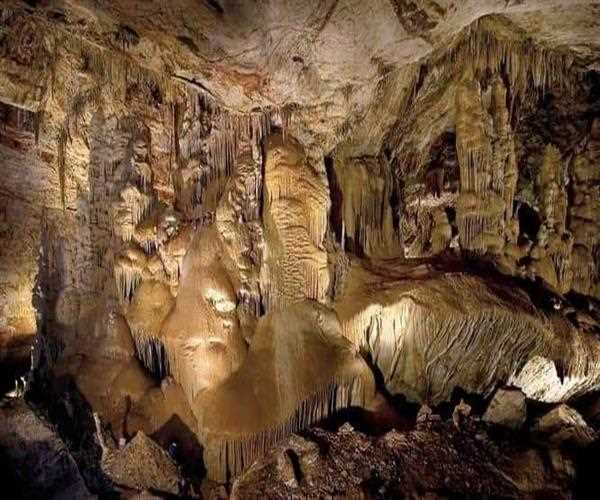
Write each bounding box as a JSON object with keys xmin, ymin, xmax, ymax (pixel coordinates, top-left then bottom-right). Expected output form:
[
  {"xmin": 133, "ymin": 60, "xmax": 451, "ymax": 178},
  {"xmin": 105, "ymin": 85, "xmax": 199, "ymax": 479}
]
[{"xmin": 1, "ymin": 0, "xmax": 599, "ymax": 497}]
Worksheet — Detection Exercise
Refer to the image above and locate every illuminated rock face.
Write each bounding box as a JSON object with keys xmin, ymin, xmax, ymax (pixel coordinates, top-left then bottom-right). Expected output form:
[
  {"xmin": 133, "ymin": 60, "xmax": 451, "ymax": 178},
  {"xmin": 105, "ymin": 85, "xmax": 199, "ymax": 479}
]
[
  {"xmin": 262, "ymin": 134, "xmax": 330, "ymax": 310},
  {"xmin": 1, "ymin": 0, "xmax": 600, "ymax": 486},
  {"xmin": 336, "ymin": 266, "xmax": 600, "ymax": 405}
]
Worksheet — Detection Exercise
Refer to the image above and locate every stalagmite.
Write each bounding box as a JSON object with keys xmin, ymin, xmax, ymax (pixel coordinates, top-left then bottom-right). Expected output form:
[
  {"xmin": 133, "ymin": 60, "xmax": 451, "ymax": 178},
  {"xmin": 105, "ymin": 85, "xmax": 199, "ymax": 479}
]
[
  {"xmin": 569, "ymin": 120, "xmax": 600, "ymax": 297},
  {"xmin": 531, "ymin": 144, "xmax": 573, "ymax": 292},
  {"xmin": 261, "ymin": 134, "xmax": 330, "ymax": 311},
  {"xmin": 160, "ymin": 227, "xmax": 248, "ymax": 401}
]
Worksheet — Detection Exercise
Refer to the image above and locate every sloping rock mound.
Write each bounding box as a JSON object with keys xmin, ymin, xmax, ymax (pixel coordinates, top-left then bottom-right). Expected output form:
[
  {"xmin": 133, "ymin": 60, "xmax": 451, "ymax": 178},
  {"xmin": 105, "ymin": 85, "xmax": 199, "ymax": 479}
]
[
  {"xmin": 194, "ymin": 300, "xmax": 375, "ymax": 481},
  {"xmin": 101, "ymin": 431, "xmax": 183, "ymax": 496}
]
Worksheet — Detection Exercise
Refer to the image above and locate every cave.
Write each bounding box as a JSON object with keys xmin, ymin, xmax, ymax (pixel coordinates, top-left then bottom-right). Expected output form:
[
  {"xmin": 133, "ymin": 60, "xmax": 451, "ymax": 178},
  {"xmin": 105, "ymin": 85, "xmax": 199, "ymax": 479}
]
[{"xmin": 1, "ymin": 1, "xmax": 599, "ymax": 498}]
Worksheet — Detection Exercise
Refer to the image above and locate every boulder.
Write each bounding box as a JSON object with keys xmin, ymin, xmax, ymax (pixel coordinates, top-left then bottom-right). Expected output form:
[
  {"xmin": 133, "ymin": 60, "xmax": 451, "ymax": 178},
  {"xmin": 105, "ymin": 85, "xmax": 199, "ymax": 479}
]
[
  {"xmin": 0, "ymin": 399, "xmax": 93, "ymax": 499},
  {"xmin": 101, "ymin": 431, "xmax": 183, "ymax": 496},
  {"xmin": 483, "ymin": 388, "xmax": 527, "ymax": 430},
  {"xmin": 532, "ymin": 404, "xmax": 596, "ymax": 448}
]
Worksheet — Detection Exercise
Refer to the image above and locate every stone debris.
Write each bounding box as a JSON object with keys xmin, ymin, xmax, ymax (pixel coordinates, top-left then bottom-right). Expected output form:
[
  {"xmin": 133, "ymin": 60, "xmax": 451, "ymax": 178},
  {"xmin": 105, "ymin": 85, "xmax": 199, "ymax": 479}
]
[{"xmin": 231, "ymin": 418, "xmax": 573, "ymax": 499}]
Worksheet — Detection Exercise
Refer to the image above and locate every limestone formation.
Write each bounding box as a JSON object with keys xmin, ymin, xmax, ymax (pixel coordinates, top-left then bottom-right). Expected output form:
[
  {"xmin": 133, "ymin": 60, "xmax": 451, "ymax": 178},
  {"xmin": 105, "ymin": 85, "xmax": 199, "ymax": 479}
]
[
  {"xmin": 194, "ymin": 301, "xmax": 375, "ymax": 481},
  {"xmin": 1, "ymin": 0, "xmax": 600, "ymax": 496}
]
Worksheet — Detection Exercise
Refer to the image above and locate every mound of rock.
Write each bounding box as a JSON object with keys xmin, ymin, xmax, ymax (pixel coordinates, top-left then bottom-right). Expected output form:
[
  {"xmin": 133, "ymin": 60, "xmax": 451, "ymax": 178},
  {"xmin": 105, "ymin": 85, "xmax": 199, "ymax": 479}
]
[{"xmin": 231, "ymin": 419, "xmax": 574, "ymax": 499}]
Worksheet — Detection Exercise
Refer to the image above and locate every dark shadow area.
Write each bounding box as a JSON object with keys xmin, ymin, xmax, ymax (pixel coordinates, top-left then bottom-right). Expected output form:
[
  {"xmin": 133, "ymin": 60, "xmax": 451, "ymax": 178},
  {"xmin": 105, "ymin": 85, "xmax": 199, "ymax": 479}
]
[
  {"xmin": 0, "ymin": 421, "xmax": 90, "ymax": 500},
  {"xmin": 0, "ymin": 446, "xmax": 28, "ymax": 500},
  {"xmin": 516, "ymin": 201, "xmax": 541, "ymax": 243},
  {"xmin": 152, "ymin": 414, "xmax": 206, "ymax": 493},
  {"xmin": 434, "ymin": 387, "xmax": 489, "ymax": 420},
  {"xmin": 575, "ymin": 438, "xmax": 600, "ymax": 498},
  {"xmin": 26, "ymin": 376, "xmax": 118, "ymax": 498},
  {"xmin": 312, "ymin": 351, "xmax": 419, "ymax": 437},
  {"xmin": 0, "ymin": 337, "xmax": 30, "ymax": 395},
  {"xmin": 324, "ymin": 155, "xmax": 344, "ymax": 244}
]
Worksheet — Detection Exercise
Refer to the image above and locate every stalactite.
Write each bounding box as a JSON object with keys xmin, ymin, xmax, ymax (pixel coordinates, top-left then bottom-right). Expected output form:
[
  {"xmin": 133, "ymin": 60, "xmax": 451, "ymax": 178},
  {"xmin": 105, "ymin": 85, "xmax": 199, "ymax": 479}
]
[
  {"xmin": 205, "ymin": 108, "xmax": 272, "ymax": 179},
  {"xmin": 172, "ymin": 101, "xmax": 182, "ymax": 167},
  {"xmin": 334, "ymin": 156, "xmax": 401, "ymax": 257},
  {"xmin": 451, "ymin": 18, "xmax": 574, "ymax": 103},
  {"xmin": 117, "ymin": 267, "xmax": 141, "ymax": 302},
  {"xmin": 185, "ymin": 89, "xmax": 297, "ymax": 187},
  {"xmin": 114, "ymin": 259, "xmax": 143, "ymax": 302},
  {"xmin": 455, "ymin": 71, "xmax": 505, "ymax": 254},
  {"xmin": 73, "ymin": 38, "xmax": 175, "ymax": 103},
  {"xmin": 490, "ymin": 78, "xmax": 518, "ymax": 224},
  {"xmin": 33, "ymin": 110, "xmax": 42, "ymax": 145},
  {"xmin": 131, "ymin": 332, "xmax": 169, "ymax": 379},
  {"xmin": 136, "ymin": 162, "xmax": 152, "ymax": 191},
  {"xmin": 237, "ymin": 289, "xmax": 262, "ymax": 317},
  {"xmin": 388, "ymin": 16, "xmax": 575, "ymax": 169}
]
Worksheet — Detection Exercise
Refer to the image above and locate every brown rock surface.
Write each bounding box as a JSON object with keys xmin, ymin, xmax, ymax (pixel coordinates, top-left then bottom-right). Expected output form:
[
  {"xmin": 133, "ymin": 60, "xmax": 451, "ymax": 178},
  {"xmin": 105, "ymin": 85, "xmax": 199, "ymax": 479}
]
[
  {"xmin": 101, "ymin": 431, "xmax": 183, "ymax": 496},
  {"xmin": 0, "ymin": 398, "xmax": 94, "ymax": 499},
  {"xmin": 483, "ymin": 388, "xmax": 527, "ymax": 430}
]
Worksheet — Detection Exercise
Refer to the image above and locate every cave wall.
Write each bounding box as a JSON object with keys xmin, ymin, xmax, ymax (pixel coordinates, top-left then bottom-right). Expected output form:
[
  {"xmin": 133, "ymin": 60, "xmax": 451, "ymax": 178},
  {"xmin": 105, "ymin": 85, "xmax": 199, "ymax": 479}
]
[{"xmin": 1, "ymin": 0, "xmax": 600, "ymax": 484}]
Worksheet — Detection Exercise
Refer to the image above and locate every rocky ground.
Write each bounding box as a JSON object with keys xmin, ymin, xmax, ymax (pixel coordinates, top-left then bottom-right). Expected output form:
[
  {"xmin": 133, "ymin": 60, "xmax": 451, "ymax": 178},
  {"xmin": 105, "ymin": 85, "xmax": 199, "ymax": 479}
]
[
  {"xmin": 231, "ymin": 395, "xmax": 599, "ymax": 499},
  {"xmin": 1, "ymin": 381, "xmax": 598, "ymax": 499}
]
